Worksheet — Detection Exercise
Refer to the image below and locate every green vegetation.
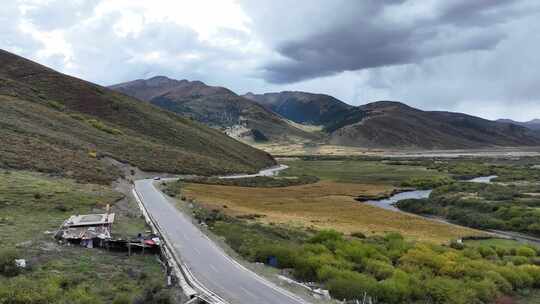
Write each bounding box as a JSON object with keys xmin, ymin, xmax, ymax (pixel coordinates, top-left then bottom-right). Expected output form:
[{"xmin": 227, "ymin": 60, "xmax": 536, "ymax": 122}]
[
  {"xmin": 0, "ymin": 170, "xmax": 170, "ymax": 303},
  {"xmin": 171, "ymin": 175, "xmax": 319, "ymax": 190},
  {"xmin": 397, "ymin": 182, "xmax": 540, "ymax": 236},
  {"xmin": 191, "ymin": 205, "xmax": 540, "ymax": 303},
  {"xmin": 400, "ymin": 176, "xmax": 455, "ymax": 190},
  {"xmin": 282, "ymin": 159, "xmax": 449, "ymax": 186},
  {"xmin": 0, "ymin": 49, "xmax": 275, "ymax": 184},
  {"xmin": 465, "ymin": 239, "xmax": 538, "ymax": 250},
  {"xmin": 426, "ymin": 158, "xmax": 540, "ymax": 182},
  {"xmin": 45, "ymin": 100, "xmax": 65, "ymax": 111},
  {"xmin": 86, "ymin": 118, "xmax": 124, "ymax": 135}
]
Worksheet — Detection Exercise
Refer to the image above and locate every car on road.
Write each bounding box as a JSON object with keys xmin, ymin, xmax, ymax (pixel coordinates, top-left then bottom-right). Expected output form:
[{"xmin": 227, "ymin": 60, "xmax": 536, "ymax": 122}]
[{"xmin": 153, "ymin": 176, "xmax": 161, "ymax": 181}]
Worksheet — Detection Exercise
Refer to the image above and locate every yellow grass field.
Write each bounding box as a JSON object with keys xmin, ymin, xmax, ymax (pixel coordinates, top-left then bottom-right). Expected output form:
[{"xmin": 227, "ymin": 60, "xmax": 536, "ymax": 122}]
[
  {"xmin": 251, "ymin": 142, "xmax": 383, "ymax": 156},
  {"xmin": 182, "ymin": 181, "xmax": 483, "ymax": 243}
]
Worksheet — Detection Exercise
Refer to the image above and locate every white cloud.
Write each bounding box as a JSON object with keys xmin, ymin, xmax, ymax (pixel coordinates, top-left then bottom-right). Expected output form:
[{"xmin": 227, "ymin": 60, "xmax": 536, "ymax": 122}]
[{"xmin": 1, "ymin": 0, "xmax": 539, "ymax": 120}]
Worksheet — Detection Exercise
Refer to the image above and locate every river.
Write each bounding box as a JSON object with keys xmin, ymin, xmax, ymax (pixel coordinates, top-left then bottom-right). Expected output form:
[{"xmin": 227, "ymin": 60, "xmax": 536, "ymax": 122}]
[
  {"xmin": 363, "ymin": 175, "xmax": 540, "ymax": 245},
  {"xmin": 364, "ymin": 175, "xmax": 497, "ymax": 211}
]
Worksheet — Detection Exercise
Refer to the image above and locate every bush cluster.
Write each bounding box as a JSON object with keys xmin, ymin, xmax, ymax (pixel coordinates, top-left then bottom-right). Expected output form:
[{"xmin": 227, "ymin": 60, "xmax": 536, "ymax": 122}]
[
  {"xmin": 208, "ymin": 214, "xmax": 540, "ymax": 304},
  {"xmin": 86, "ymin": 119, "xmax": 123, "ymax": 135},
  {"xmin": 397, "ymin": 182, "xmax": 540, "ymax": 236},
  {"xmin": 401, "ymin": 176, "xmax": 455, "ymax": 190}
]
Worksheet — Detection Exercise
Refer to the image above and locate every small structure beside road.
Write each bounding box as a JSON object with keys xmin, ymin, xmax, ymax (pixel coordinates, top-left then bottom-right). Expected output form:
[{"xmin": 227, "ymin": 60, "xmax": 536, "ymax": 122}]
[
  {"xmin": 56, "ymin": 213, "xmax": 115, "ymax": 248},
  {"xmin": 56, "ymin": 208, "xmax": 160, "ymax": 253}
]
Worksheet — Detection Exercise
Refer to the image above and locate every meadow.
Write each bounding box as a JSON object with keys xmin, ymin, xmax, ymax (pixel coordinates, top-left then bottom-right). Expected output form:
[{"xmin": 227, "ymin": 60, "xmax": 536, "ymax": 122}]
[
  {"xmin": 281, "ymin": 158, "xmax": 449, "ymax": 186},
  {"xmin": 397, "ymin": 158, "xmax": 540, "ymax": 237},
  {"xmin": 0, "ymin": 170, "xmax": 171, "ymax": 303},
  {"xmin": 177, "ymin": 157, "xmax": 482, "ymax": 243},
  {"xmin": 167, "ymin": 157, "xmax": 540, "ymax": 303},
  {"xmin": 185, "ymin": 204, "xmax": 540, "ymax": 304}
]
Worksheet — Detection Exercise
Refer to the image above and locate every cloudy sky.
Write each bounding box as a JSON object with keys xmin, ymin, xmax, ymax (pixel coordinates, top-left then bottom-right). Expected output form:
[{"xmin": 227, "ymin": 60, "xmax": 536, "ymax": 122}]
[{"xmin": 2, "ymin": 0, "xmax": 540, "ymax": 121}]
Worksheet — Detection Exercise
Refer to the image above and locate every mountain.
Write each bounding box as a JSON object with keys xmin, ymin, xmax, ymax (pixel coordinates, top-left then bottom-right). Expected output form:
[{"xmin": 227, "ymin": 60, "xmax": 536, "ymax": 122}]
[
  {"xmin": 328, "ymin": 101, "xmax": 540, "ymax": 149},
  {"xmin": 110, "ymin": 77, "xmax": 318, "ymax": 142},
  {"xmin": 497, "ymin": 119, "xmax": 540, "ymax": 131},
  {"xmin": 0, "ymin": 49, "xmax": 276, "ymax": 183},
  {"xmin": 243, "ymin": 91, "xmax": 353, "ymax": 127}
]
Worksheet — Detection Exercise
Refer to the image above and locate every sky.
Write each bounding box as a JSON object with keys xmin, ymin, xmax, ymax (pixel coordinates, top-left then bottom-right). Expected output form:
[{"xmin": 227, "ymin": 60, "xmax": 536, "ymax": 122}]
[{"xmin": 1, "ymin": 0, "xmax": 539, "ymax": 121}]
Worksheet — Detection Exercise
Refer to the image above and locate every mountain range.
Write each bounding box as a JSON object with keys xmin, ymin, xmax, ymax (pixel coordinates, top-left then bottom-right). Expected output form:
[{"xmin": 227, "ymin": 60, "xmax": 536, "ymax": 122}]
[
  {"xmin": 497, "ymin": 119, "xmax": 540, "ymax": 131},
  {"xmin": 110, "ymin": 77, "xmax": 318, "ymax": 143},
  {"xmin": 243, "ymin": 91, "xmax": 353, "ymax": 127},
  {"xmin": 0, "ymin": 49, "xmax": 275, "ymax": 183},
  {"xmin": 328, "ymin": 101, "xmax": 540, "ymax": 149},
  {"xmin": 111, "ymin": 76, "xmax": 540, "ymax": 150}
]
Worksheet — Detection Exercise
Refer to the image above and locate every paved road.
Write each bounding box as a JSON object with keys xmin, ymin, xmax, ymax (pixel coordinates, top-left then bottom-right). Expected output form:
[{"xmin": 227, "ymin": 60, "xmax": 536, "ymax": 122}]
[{"xmin": 134, "ymin": 179, "xmax": 308, "ymax": 304}]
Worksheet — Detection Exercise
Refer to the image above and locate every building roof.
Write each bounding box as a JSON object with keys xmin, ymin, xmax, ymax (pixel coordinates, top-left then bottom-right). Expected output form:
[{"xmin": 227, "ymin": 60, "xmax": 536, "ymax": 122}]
[{"xmin": 65, "ymin": 213, "xmax": 115, "ymax": 227}]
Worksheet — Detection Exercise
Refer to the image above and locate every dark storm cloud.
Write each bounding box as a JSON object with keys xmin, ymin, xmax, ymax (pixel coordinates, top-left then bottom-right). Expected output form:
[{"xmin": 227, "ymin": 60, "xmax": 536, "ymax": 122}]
[{"xmin": 244, "ymin": 0, "xmax": 537, "ymax": 83}]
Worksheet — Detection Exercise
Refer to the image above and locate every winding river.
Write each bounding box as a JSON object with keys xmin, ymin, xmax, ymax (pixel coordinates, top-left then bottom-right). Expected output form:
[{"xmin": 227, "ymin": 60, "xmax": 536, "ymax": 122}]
[
  {"xmin": 363, "ymin": 175, "xmax": 540, "ymax": 245},
  {"xmin": 364, "ymin": 175, "xmax": 497, "ymax": 211}
]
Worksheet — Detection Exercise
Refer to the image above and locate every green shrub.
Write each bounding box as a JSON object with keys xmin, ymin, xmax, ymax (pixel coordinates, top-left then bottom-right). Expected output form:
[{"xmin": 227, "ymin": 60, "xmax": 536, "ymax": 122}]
[
  {"xmin": 469, "ymin": 278, "xmax": 500, "ymax": 303},
  {"xmin": 308, "ymin": 230, "xmax": 344, "ymax": 251},
  {"xmin": 517, "ymin": 246, "xmax": 537, "ymax": 257},
  {"xmin": 112, "ymin": 293, "xmax": 133, "ymax": 304},
  {"xmin": 377, "ymin": 270, "xmax": 412, "ymax": 304},
  {"xmin": 520, "ymin": 265, "xmax": 540, "ymax": 287},
  {"xmin": 86, "ymin": 119, "xmax": 123, "ymax": 135},
  {"xmin": 504, "ymin": 255, "xmax": 530, "ymax": 266},
  {"xmin": 46, "ymin": 100, "xmax": 65, "ymax": 111},
  {"xmin": 425, "ymin": 277, "xmax": 472, "ymax": 304},
  {"xmin": 485, "ymin": 270, "xmax": 513, "ymax": 293},
  {"xmin": 401, "ymin": 176, "xmax": 454, "ymax": 189},
  {"xmin": 350, "ymin": 231, "xmax": 366, "ymax": 239},
  {"xmin": 254, "ymin": 243, "xmax": 299, "ymax": 269},
  {"xmin": 477, "ymin": 246, "xmax": 497, "ymax": 258},
  {"xmin": 363, "ymin": 259, "xmax": 394, "ymax": 280},
  {"xmin": 497, "ymin": 266, "xmax": 534, "ymax": 289},
  {"xmin": 294, "ymin": 252, "xmax": 352, "ymax": 281},
  {"xmin": 326, "ymin": 271, "xmax": 377, "ymax": 301}
]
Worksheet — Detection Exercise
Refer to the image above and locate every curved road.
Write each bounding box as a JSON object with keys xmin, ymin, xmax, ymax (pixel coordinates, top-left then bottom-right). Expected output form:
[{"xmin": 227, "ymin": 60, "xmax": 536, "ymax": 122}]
[{"xmin": 134, "ymin": 177, "xmax": 309, "ymax": 304}]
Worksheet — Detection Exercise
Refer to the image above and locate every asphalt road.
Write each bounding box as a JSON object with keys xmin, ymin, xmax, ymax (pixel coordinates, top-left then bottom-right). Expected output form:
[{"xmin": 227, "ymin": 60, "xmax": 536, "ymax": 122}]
[{"xmin": 134, "ymin": 178, "xmax": 308, "ymax": 304}]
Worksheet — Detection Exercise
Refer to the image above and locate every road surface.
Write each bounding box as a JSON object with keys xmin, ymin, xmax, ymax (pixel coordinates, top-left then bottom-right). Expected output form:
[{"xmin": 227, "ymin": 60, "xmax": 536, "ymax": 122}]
[{"xmin": 134, "ymin": 178, "xmax": 309, "ymax": 304}]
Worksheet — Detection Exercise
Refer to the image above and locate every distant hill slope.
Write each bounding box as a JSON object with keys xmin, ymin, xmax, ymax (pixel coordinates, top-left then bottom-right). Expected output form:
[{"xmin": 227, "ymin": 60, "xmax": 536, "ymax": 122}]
[
  {"xmin": 329, "ymin": 101, "xmax": 540, "ymax": 149},
  {"xmin": 0, "ymin": 50, "xmax": 276, "ymax": 183},
  {"xmin": 243, "ymin": 91, "xmax": 352, "ymax": 127},
  {"xmin": 110, "ymin": 77, "xmax": 318, "ymax": 142},
  {"xmin": 497, "ymin": 119, "xmax": 540, "ymax": 131}
]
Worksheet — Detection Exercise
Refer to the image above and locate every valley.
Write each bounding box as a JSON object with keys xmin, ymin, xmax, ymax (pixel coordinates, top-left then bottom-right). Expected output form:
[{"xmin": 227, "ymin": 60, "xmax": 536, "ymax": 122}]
[
  {"xmin": 2, "ymin": 49, "xmax": 540, "ymax": 304},
  {"xmin": 3, "ymin": 2, "xmax": 540, "ymax": 304},
  {"xmin": 162, "ymin": 155, "xmax": 540, "ymax": 304}
]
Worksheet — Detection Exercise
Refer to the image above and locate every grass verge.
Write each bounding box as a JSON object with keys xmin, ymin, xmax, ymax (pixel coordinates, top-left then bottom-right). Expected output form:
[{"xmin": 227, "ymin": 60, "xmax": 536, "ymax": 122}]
[{"xmin": 0, "ymin": 170, "xmax": 171, "ymax": 303}]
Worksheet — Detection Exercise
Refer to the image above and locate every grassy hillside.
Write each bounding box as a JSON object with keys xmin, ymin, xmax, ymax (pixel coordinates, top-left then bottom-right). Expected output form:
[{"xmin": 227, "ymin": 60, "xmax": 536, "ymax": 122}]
[
  {"xmin": 0, "ymin": 50, "xmax": 275, "ymax": 183},
  {"xmin": 244, "ymin": 91, "xmax": 352, "ymax": 126},
  {"xmin": 329, "ymin": 101, "xmax": 540, "ymax": 149},
  {"xmin": 110, "ymin": 77, "xmax": 319, "ymax": 142}
]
